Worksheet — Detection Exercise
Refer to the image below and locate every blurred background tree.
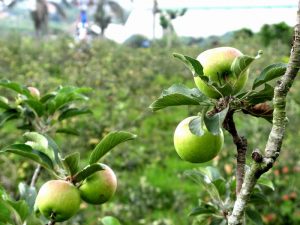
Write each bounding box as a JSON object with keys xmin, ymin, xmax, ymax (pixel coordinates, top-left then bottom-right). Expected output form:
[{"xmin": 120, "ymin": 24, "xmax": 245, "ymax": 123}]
[
  {"xmin": 94, "ymin": 0, "xmax": 130, "ymax": 37},
  {"xmin": 2, "ymin": 0, "xmax": 67, "ymax": 37}
]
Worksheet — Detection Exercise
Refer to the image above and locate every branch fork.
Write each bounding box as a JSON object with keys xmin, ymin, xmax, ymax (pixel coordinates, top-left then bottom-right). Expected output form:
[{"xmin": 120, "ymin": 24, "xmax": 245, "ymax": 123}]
[{"xmin": 227, "ymin": 3, "xmax": 300, "ymax": 224}]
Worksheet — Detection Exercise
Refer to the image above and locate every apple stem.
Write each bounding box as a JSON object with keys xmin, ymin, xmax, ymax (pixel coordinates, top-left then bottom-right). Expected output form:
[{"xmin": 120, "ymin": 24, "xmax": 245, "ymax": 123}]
[{"xmin": 223, "ymin": 109, "xmax": 247, "ymax": 195}]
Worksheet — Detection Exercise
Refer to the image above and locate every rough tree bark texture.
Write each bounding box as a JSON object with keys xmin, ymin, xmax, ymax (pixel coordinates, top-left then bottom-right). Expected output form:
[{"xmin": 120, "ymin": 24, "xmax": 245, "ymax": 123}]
[
  {"xmin": 228, "ymin": 2, "xmax": 300, "ymax": 224},
  {"xmin": 223, "ymin": 110, "xmax": 247, "ymax": 195}
]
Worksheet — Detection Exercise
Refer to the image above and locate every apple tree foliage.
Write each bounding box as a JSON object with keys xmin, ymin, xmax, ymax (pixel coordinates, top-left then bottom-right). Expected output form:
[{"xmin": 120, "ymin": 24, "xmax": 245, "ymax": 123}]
[
  {"xmin": 0, "ymin": 80, "xmax": 136, "ymax": 224},
  {"xmin": 150, "ymin": 48, "xmax": 289, "ymax": 224}
]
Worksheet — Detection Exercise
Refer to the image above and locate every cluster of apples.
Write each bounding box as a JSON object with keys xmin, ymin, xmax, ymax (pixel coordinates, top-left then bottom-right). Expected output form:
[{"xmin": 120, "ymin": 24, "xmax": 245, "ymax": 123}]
[
  {"xmin": 174, "ymin": 47, "xmax": 247, "ymax": 163},
  {"xmin": 35, "ymin": 164, "xmax": 117, "ymax": 222},
  {"xmin": 32, "ymin": 47, "xmax": 248, "ymax": 221}
]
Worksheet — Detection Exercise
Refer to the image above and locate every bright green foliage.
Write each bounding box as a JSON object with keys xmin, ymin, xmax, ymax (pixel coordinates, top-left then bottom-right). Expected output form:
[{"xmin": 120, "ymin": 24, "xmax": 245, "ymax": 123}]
[
  {"xmin": 0, "ymin": 32, "xmax": 298, "ymax": 225},
  {"xmin": 0, "ymin": 184, "xmax": 30, "ymax": 225},
  {"xmin": 150, "ymin": 31, "xmax": 296, "ymax": 225}
]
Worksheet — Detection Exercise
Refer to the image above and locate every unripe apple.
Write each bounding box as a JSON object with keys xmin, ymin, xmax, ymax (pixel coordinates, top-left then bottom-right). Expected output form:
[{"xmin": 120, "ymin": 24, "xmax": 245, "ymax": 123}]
[
  {"xmin": 174, "ymin": 116, "xmax": 224, "ymax": 163},
  {"xmin": 194, "ymin": 47, "xmax": 249, "ymax": 99},
  {"xmin": 35, "ymin": 180, "xmax": 81, "ymax": 222},
  {"xmin": 28, "ymin": 86, "xmax": 40, "ymax": 99},
  {"xmin": 79, "ymin": 164, "xmax": 117, "ymax": 205}
]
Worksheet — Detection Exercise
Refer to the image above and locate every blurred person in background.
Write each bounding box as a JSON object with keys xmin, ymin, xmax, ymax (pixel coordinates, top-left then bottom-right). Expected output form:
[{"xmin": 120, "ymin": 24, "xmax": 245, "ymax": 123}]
[{"xmin": 75, "ymin": 0, "xmax": 93, "ymax": 40}]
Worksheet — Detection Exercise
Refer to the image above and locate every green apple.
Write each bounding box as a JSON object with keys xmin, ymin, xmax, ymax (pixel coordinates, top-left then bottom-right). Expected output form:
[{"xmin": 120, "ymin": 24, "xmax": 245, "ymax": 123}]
[
  {"xmin": 28, "ymin": 86, "xmax": 40, "ymax": 99},
  {"xmin": 35, "ymin": 180, "xmax": 81, "ymax": 222},
  {"xmin": 194, "ymin": 47, "xmax": 249, "ymax": 99},
  {"xmin": 79, "ymin": 164, "xmax": 117, "ymax": 205},
  {"xmin": 173, "ymin": 116, "xmax": 224, "ymax": 163}
]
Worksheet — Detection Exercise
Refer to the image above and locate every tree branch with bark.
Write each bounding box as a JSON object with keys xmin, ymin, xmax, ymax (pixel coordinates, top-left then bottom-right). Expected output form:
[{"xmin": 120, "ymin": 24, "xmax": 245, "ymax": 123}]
[
  {"xmin": 228, "ymin": 2, "xmax": 300, "ymax": 224},
  {"xmin": 223, "ymin": 109, "xmax": 248, "ymax": 195}
]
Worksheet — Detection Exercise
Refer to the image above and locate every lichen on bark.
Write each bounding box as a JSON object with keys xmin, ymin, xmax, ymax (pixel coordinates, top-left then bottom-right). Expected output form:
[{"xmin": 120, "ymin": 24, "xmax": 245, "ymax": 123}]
[{"xmin": 228, "ymin": 2, "xmax": 300, "ymax": 224}]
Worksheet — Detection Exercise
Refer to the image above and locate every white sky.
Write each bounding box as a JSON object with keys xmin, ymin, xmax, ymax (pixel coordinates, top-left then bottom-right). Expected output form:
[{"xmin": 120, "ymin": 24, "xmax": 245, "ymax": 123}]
[{"xmin": 105, "ymin": 0, "xmax": 298, "ymax": 43}]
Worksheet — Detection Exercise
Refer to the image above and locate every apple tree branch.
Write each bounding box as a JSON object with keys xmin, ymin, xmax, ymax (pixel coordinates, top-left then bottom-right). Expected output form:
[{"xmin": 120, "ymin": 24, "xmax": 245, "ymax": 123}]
[{"xmin": 228, "ymin": 2, "xmax": 300, "ymax": 224}]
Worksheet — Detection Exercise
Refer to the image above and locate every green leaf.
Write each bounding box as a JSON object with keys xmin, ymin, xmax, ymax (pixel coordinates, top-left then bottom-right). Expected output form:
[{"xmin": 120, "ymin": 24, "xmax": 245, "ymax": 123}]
[
  {"xmin": 0, "ymin": 96, "xmax": 10, "ymax": 110},
  {"xmin": 0, "ymin": 144, "xmax": 54, "ymax": 170},
  {"xmin": 40, "ymin": 92, "xmax": 56, "ymax": 103},
  {"xmin": 0, "ymin": 109, "xmax": 19, "ymax": 127},
  {"xmin": 231, "ymin": 50, "xmax": 262, "ymax": 78},
  {"xmin": 204, "ymin": 107, "xmax": 228, "ymax": 135},
  {"xmin": 149, "ymin": 84, "xmax": 210, "ymax": 111},
  {"xmin": 249, "ymin": 192, "xmax": 269, "ymax": 205},
  {"xmin": 173, "ymin": 53, "xmax": 222, "ymax": 91},
  {"xmin": 257, "ymin": 176, "xmax": 275, "ymax": 191},
  {"xmin": 56, "ymin": 128, "xmax": 80, "ymax": 136},
  {"xmin": 74, "ymin": 163, "xmax": 105, "ymax": 183},
  {"xmin": 184, "ymin": 169, "xmax": 207, "ymax": 185},
  {"xmin": 252, "ymin": 63, "xmax": 287, "ymax": 89},
  {"xmin": 23, "ymin": 132, "xmax": 55, "ymax": 162},
  {"xmin": 6, "ymin": 200, "xmax": 30, "ymax": 222},
  {"xmin": 23, "ymin": 132, "xmax": 48, "ymax": 149},
  {"xmin": 212, "ymin": 179, "xmax": 227, "ymax": 197},
  {"xmin": 184, "ymin": 169, "xmax": 222, "ymax": 204},
  {"xmin": 213, "ymin": 83, "xmax": 233, "ymax": 96},
  {"xmin": 23, "ymin": 100, "xmax": 45, "ymax": 117},
  {"xmin": 189, "ymin": 116, "xmax": 204, "ymax": 136},
  {"xmin": 246, "ymin": 208, "xmax": 263, "ymax": 225},
  {"xmin": 211, "ymin": 218, "xmax": 227, "ymax": 225},
  {"xmin": 189, "ymin": 205, "xmax": 216, "ymax": 216},
  {"xmin": 23, "ymin": 214, "xmax": 43, "ymax": 225},
  {"xmin": 46, "ymin": 86, "xmax": 91, "ymax": 114},
  {"xmin": 198, "ymin": 166, "xmax": 222, "ymax": 183},
  {"xmin": 18, "ymin": 182, "xmax": 37, "ymax": 212},
  {"xmin": 235, "ymin": 91, "xmax": 249, "ymax": 99},
  {"xmin": 0, "ymin": 200, "xmax": 14, "ymax": 224},
  {"xmin": 0, "ymin": 79, "xmax": 31, "ymax": 97},
  {"xmin": 0, "ymin": 190, "xmax": 30, "ymax": 224},
  {"xmin": 173, "ymin": 53, "xmax": 204, "ymax": 76},
  {"xmin": 43, "ymin": 134, "xmax": 61, "ymax": 166},
  {"xmin": 62, "ymin": 152, "xmax": 80, "ymax": 176},
  {"xmin": 89, "ymin": 131, "xmax": 137, "ymax": 164},
  {"xmin": 185, "ymin": 167, "xmax": 226, "ymax": 201},
  {"xmin": 190, "ymin": 215, "xmax": 211, "ymax": 225},
  {"xmin": 101, "ymin": 216, "xmax": 121, "ymax": 225},
  {"xmin": 0, "ymin": 186, "xmax": 7, "ymax": 197},
  {"xmin": 58, "ymin": 108, "xmax": 92, "ymax": 121},
  {"xmin": 246, "ymin": 84, "xmax": 274, "ymax": 104}
]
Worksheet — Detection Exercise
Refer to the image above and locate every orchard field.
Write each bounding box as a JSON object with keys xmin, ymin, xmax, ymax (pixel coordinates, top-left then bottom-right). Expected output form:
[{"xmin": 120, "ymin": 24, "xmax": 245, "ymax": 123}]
[{"xmin": 0, "ymin": 24, "xmax": 300, "ymax": 225}]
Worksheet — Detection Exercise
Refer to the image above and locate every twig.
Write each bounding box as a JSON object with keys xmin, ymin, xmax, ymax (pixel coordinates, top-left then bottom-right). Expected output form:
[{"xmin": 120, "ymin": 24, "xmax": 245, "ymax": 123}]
[
  {"xmin": 29, "ymin": 119, "xmax": 48, "ymax": 188},
  {"xmin": 47, "ymin": 221, "xmax": 55, "ymax": 225},
  {"xmin": 228, "ymin": 2, "xmax": 300, "ymax": 224},
  {"xmin": 46, "ymin": 212, "xmax": 56, "ymax": 225},
  {"xmin": 30, "ymin": 165, "xmax": 42, "ymax": 187},
  {"xmin": 223, "ymin": 109, "xmax": 247, "ymax": 195}
]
